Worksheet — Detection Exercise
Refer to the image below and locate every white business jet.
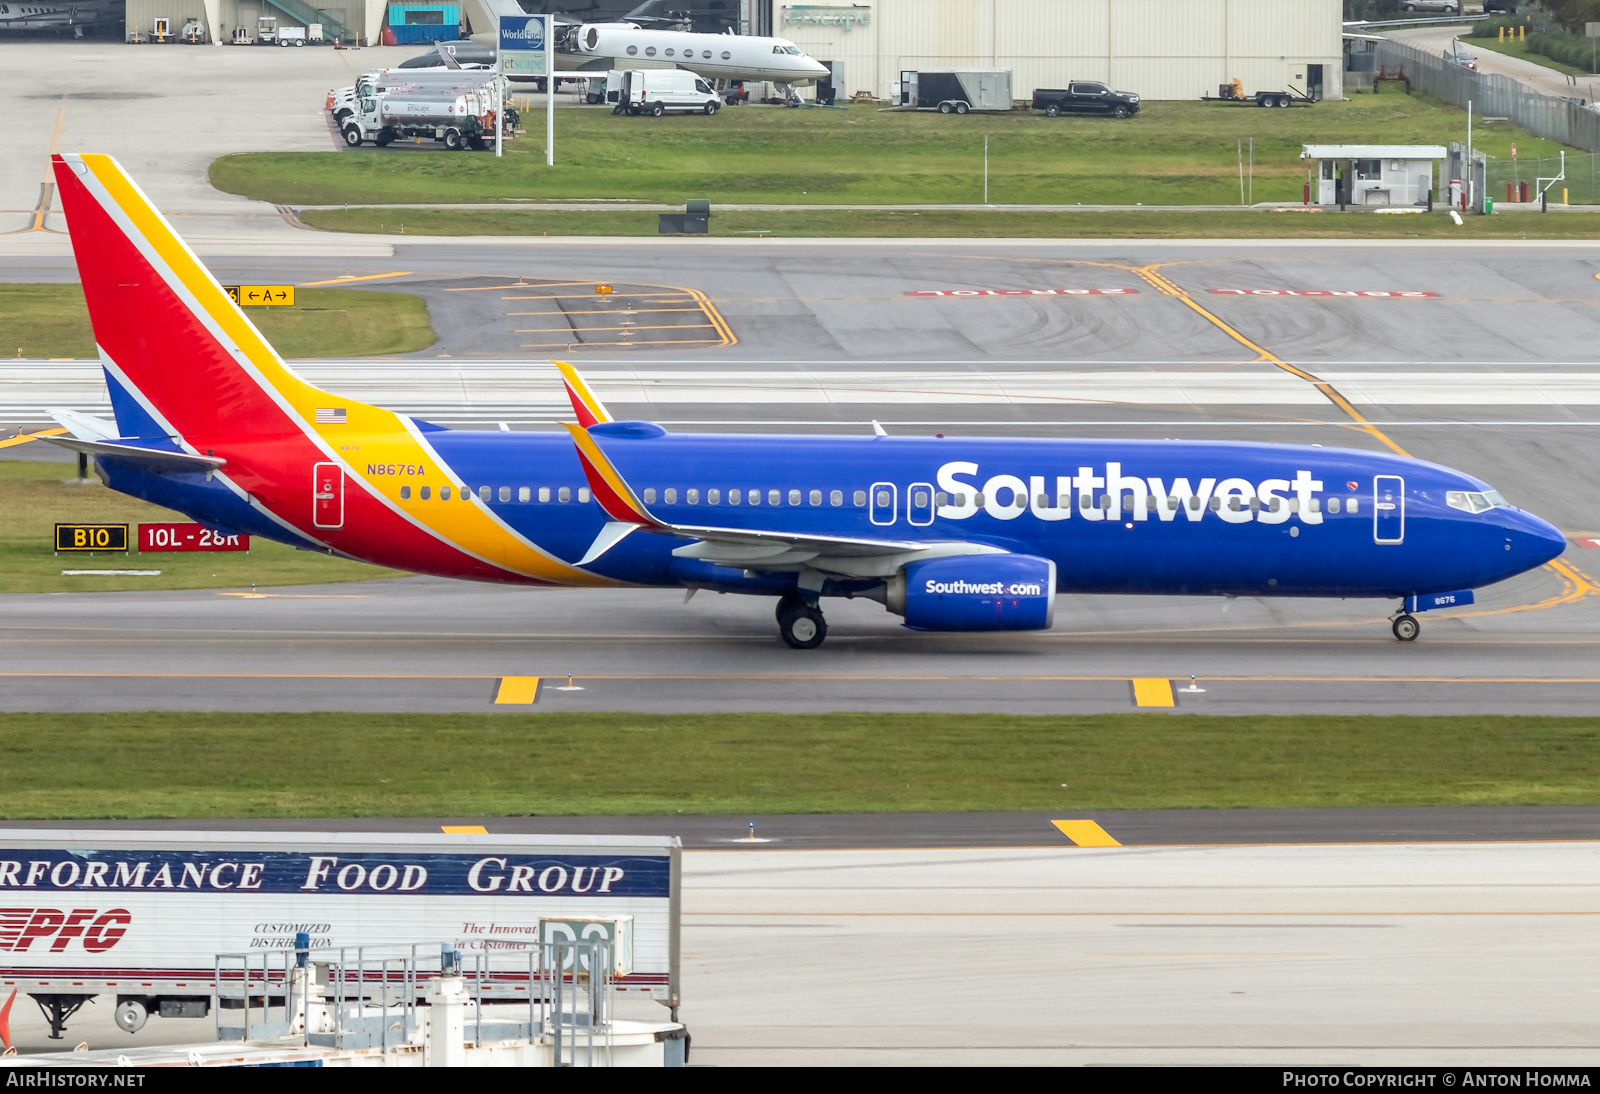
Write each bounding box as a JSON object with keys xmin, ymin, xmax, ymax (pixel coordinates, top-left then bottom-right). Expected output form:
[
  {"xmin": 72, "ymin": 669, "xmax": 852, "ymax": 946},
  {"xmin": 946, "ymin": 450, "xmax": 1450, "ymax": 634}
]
[
  {"xmin": 0, "ymin": 0, "xmax": 120, "ymax": 35},
  {"xmin": 567, "ymin": 22, "xmax": 828, "ymax": 104}
]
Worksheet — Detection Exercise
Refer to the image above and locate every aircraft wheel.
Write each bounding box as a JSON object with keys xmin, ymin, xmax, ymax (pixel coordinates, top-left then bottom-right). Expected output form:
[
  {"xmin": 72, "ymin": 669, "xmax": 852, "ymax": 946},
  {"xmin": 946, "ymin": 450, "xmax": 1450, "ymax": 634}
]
[
  {"xmin": 938, "ymin": 101, "xmax": 953, "ymax": 114},
  {"xmin": 343, "ymin": 126, "xmax": 362, "ymax": 147},
  {"xmin": 651, "ymin": 102, "xmax": 665, "ymax": 117},
  {"xmin": 1392, "ymin": 614, "xmax": 1420, "ymax": 642},
  {"xmin": 778, "ymin": 601, "xmax": 827, "ymax": 650},
  {"xmin": 1045, "ymin": 103, "xmax": 1061, "ymax": 117}
]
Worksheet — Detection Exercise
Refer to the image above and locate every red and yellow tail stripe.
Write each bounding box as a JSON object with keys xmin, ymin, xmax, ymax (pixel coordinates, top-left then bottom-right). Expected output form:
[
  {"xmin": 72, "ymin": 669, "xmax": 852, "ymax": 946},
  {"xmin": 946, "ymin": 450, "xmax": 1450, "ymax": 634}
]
[
  {"xmin": 562, "ymin": 423, "xmax": 658, "ymax": 527},
  {"xmin": 53, "ymin": 153, "xmax": 609, "ymax": 587},
  {"xmin": 557, "ymin": 361, "xmax": 613, "ymax": 427}
]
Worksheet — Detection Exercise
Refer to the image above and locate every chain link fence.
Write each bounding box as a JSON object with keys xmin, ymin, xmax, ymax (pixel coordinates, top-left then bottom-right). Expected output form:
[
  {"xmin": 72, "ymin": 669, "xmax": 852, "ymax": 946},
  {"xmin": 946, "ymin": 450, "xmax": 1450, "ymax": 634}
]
[
  {"xmin": 1373, "ymin": 38, "xmax": 1600, "ymax": 153},
  {"xmin": 1485, "ymin": 149, "xmax": 1600, "ymax": 204}
]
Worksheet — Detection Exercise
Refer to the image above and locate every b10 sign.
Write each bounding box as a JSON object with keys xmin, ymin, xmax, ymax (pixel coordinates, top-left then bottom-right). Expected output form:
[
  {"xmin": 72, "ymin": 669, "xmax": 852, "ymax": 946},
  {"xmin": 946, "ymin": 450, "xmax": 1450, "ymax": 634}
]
[{"xmin": 139, "ymin": 523, "xmax": 248, "ymax": 552}]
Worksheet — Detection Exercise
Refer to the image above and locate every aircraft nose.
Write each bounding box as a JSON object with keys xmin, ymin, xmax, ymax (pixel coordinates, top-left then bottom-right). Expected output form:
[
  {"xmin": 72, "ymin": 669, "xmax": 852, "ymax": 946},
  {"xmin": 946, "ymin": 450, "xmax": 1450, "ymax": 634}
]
[{"xmin": 1502, "ymin": 509, "xmax": 1567, "ymax": 572}]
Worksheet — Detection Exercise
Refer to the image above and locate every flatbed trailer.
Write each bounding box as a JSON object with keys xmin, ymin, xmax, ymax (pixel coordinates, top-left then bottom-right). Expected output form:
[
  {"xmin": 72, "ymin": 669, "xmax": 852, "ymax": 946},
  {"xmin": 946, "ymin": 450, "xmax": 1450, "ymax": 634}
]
[{"xmin": 1201, "ymin": 81, "xmax": 1314, "ymax": 108}]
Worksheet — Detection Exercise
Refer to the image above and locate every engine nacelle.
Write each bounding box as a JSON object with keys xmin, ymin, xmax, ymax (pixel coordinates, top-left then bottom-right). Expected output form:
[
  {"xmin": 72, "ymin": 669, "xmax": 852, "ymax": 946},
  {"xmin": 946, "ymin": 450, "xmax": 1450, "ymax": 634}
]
[{"xmin": 887, "ymin": 554, "xmax": 1056, "ymax": 632}]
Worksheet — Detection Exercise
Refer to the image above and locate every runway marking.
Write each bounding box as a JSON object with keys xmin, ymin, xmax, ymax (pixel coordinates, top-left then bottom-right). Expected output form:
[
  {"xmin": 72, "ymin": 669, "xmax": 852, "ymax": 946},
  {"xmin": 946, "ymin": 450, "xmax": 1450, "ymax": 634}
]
[
  {"xmin": 442, "ymin": 825, "xmax": 489, "ymax": 834},
  {"xmin": 521, "ymin": 339, "xmax": 725, "ymax": 348},
  {"xmin": 513, "ymin": 324, "xmax": 718, "ymax": 333},
  {"xmin": 0, "ymin": 428, "xmax": 67, "ymax": 450},
  {"xmin": 1131, "ymin": 265, "xmax": 1411, "ymax": 457},
  {"xmin": 508, "ymin": 308, "xmax": 706, "ymax": 316},
  {"xmin": 493, "ymin": 676, "xmax": 541, "ymax": 704},
  {"xmin": 445, "ymin": 280, "xmax": 600, "ymax": 292},
  {"xmin": 1051, "ymin": 820, "xmax": 1122, "ymax": 847},
  {"xmin": 1130, "ymin": 678, "xmax": 1175, "ymax": 708},
  {"xmin": 14, "ymin": 672, "xmax": 1600, "ymax": 683},
  {"xmin": 298, "ymin": 272, "xmax": 413, "ymax": 286}
]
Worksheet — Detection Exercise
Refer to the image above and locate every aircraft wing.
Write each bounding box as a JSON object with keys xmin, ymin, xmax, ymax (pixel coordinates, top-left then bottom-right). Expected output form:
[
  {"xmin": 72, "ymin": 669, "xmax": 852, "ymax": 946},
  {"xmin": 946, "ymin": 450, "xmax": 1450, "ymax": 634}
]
[{"xmin": 555, "ymin": 364, "xmax": 1004, "ymax": 575}]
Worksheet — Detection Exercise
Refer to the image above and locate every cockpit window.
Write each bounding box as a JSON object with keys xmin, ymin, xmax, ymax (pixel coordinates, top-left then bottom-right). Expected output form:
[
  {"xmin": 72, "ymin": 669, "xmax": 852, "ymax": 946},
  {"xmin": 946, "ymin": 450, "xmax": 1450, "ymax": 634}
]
[
  {"xmin": 1447, "ymin": 490, "xmax": 1509, "ymax": 514},
  {"xmin": 784, "ymin": 46, "xmax": 803, "ymax": 55}
]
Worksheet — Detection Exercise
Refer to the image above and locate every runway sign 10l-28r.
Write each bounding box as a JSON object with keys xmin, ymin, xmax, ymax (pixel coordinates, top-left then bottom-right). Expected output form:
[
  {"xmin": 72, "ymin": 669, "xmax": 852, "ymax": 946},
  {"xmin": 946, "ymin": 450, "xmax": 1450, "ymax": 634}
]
[
  {"xmin": 55, "ymin": 523, "xmax": 128, "ymax": 551},
  {"xmin": 139, "ymin": 523, "xmax": 249, "ymax": 552}
]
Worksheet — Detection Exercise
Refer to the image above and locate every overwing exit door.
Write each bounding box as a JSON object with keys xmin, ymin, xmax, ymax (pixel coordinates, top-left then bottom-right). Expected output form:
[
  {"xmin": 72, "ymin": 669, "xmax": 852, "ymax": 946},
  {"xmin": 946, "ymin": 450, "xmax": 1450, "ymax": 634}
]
[
  {"xmin": 1373, "ymin": 474, "xmax": 1404, "ymax": 544},
  {"xmin": 313, "ymin": 462, "xmax": 344, "ymax": 528}
]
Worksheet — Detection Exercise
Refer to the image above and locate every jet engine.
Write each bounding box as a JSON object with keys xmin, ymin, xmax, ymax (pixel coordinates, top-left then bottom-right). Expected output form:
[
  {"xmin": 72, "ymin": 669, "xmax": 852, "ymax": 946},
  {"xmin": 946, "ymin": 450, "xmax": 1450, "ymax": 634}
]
[{"xmin": 884, "ymin": 554, "xmax": 1057, "ymax": 632}]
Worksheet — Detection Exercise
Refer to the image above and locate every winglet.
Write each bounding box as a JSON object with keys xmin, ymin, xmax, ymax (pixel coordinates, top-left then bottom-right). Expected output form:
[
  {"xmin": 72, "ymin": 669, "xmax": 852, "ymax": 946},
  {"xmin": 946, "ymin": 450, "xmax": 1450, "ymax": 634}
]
[
  {"xmin": 562, "ymin": 422, "xmax": 658, "ymax": 526},
  {"xmin": 556, "ymin": 361, "xmax": 613, "ymax": 428}
]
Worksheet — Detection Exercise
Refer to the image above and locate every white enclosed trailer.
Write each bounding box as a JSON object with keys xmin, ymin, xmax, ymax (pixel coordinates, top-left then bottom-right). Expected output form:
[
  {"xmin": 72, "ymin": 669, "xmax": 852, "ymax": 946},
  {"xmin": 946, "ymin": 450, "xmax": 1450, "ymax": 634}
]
[{"xmin": 0, "ymin": 830, "xmax": 681, "ymax": 1041}]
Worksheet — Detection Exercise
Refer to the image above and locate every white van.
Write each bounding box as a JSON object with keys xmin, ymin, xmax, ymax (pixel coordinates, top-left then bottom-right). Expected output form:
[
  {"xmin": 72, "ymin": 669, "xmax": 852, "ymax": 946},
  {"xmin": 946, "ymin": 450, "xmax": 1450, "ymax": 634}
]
[{"xmin": 616, "ymin": 69, "xmax": 720, "ymax": 116}]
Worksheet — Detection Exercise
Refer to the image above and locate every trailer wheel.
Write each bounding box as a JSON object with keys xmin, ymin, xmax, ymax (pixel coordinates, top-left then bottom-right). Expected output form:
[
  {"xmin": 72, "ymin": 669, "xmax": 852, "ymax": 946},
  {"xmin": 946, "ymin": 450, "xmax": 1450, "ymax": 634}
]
[
  {"xmin": 342, "ymin": 125, "xmax": 362, "ymax": 147},
  {"xmin": 444, "ymin": 129, "xmax": 463, "ymax": 150},
  {"xmin": 954, "ymin": 101, "xmax": 970, "ymax": 114},
  {"xmin": 651, "ymin": 102, "xmax": 665, "ymax": 117},
  {"xmin": 938, "ymin": 101, "xmax": 953, "ymax": 114},
  {"xmin": 293, "ymin": 38, "xmax": 303, "ymax": 46},
  {"xmin": 1112, "ymin": 105, "xmax": 1131, "ymax": 119},
  {"xmin": 1044, "ymin": 103, "xmax": 1061, "ymax": 117},
  {"xmin": 1276, "ymin": 95, "xmax": 1289, "ymax": 107}
]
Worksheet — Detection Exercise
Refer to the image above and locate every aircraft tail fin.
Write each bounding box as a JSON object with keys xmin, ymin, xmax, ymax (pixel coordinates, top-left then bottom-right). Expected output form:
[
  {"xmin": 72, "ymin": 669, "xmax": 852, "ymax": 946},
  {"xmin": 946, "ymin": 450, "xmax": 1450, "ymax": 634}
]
[
  {"xmin": 556, "ymin": 361, "xmax": 614, "ymax": 427},
  {"xmin": 50, "ymin": 153, "xmax": 356, "ymax": 447}
]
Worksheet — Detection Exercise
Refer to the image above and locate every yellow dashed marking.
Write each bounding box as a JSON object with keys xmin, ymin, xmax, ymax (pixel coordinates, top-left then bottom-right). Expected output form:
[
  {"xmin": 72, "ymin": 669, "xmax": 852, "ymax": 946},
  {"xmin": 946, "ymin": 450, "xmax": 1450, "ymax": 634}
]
[
  {"xmin": 1131, "ymin": 677, "xmax": 1175, "ymax": 707},
  {"xmin": 493, "ymin": 676, "xmax": 541, "ymax": 704},
  {"xmin": 1052, "ymin": 820, "xmax": 1122, "ymax": 847},
  {"xmin": 441, "ymin": 825, "xmax": 488, "ymax": 834}
]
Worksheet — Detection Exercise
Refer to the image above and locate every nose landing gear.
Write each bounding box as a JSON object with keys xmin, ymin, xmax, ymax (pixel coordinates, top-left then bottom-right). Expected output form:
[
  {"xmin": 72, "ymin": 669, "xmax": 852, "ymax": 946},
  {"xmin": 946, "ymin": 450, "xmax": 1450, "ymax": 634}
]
[
  {"xmin": 776, "ymin": 593, "xmax": 827, "ymax": 649},
  {"xmin": 1391, "ymin": 613, "xmax": 1420, "ymax": 641}
]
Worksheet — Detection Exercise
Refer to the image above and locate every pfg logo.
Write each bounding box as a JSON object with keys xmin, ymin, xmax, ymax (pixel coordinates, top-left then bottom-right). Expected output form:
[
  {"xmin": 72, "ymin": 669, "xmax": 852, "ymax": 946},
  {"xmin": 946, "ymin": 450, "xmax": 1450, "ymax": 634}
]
[{"xmin": 0, "ymin": 908, "xmax": 131, "ymax": 952}]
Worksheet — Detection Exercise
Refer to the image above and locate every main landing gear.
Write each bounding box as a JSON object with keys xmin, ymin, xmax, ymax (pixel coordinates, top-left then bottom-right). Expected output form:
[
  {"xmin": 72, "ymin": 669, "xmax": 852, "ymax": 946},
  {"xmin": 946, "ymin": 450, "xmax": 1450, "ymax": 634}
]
[
  {"xmin": 776, "ymin": 593, "xmax": 827, "ymax": 649},
  {"xmin": 1391, "ymin": 613, "xmax": 1420, "ymax": 642}
]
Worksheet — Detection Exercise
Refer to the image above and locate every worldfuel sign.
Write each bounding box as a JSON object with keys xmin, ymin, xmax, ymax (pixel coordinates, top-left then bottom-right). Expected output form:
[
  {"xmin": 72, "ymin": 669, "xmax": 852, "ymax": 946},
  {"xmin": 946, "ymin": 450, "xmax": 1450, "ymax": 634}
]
[{"xmin": 496, "ymin": 13, "xmax": 553, "ymax": 164}]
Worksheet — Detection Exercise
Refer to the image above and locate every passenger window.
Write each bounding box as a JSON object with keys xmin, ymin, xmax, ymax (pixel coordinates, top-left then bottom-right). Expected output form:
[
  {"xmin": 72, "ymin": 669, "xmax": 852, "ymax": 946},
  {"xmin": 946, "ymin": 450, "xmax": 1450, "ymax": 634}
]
[
  {"xmin": 1309, "ymin": 498, "xmax": 1321, "ymax": 513},
  {"xmin": 936, "ymin": 492, "xmax": 948, "ymax": 506},
  {"xmin": 644, "ymin": 488, "xmax": 657, "ymax": 503},
  {"xmin": 626, "ymin": 44, "xmax": 637, "ymax": 55},
  {"xmin": 689, "ymin": 488, "xmax": 700, "ymax": 504},
  {"xmin": 1348, "ymin": 498, "xmax": 1359, "ymax": 514},
  {"xmin": 915, "ymin": 490, "xmax": 931, "ymax": 508},
  {"xmin": 1289, "ymin": 498, "xmax": 1300, "ymax": 512},
  {"xmin": 498, "ymin": 486, "xmax": 510, "ymax": 502},
  {"xmin": 708, "ymin": 488, "xmax": 720, "ymax": 504},
  {"xmin": 810, "ymin": 489, "xmax": 822, "ymax": 505},
  {"xmin": 1208, "ymin": 497, "xmax": 1222, "ymax": 511},
  {"xmin": 876, "ymin": 489, "xmax": 890, "ymax": 507},
  {"xmin": 721, "ymin": 50, "xmax": 731, "ymax": 59},
  {"xmin": 1188, "ymin": 496, "xmax": 1200, "ymax": 510},
  {"xmin": 1227, "ymin": 497, "xmax": 1240, "ymax": 512},
  {"xmin": 440, "ymin": 485, "xmax": 452, "ymax": 500},
  {"xmin": 559, "ymin": 486, "xmax": 571, "ymax": 503},
  {"xmin": 518, "ymin": 487, "xmax": 530, "ymax": 502},
  {"xmin": 789, "ymin": 489, "xmax": 801, "ymax": 505},
  {"xmin": 665, "ymin": 488, "xmax": 677, "ymax": 504},
  {"xmin": 1100, "ymin": 495, "xmax": 1112, "ymax": 510},
  {"xmin": 539, "ymin": 487, "xmax": 550, "ymax": 502},
  {"xmin": 664, "ymin": 47, "xmax": 674, "ymax": 56},
  {"xmin": 479, "ymin": 486, "xmax": 491, "ymax": 502},
  {"xmin": 420, "ymin": 486, "xmax": 431, "ymax": 500},
  {"xmin": 1249, "ymin": 498, "xmax": 1260, "ymax": 512},
  {"xmin": 645, "ymin": 45, "xmax": 656, "ymax": 56},
  {"xmin": 748, "ymin": 489, "xmax": 760, "ymax": 505},
  {"xmin": 1329, "ymin": 497, "xmax": 1341, "ymax": 513},
  {"xmin": 853, "ymin": 490, "xmax": 866, "ymax": 506},
  {"xmin": 702, "ymin": 51, "xmax": 712, "ymax": 60},
  {"xmin": 729, "ymin": 489, "xmax": 741, "ymax": 506},
  {"xmin": 768, "ymin": 489, "xmax": 780, "ymax": 506},
  {"xmin": 400, "ymin": 485, "xmax": 411, "ymax": 500},
  {"xmin": 830, "ymin": 489, "xmax": 842, "ymax": 506},
  {"xmin": 578, "ymin": 488, "xmax": 590, "ymax": 503},
  {"xmin": 974, "ymin": 493, "xmax": 985, "ymax": 507},
  {"xmin": 1268, "ymin": 497, "xmax": 1280, "ymax": 512}
]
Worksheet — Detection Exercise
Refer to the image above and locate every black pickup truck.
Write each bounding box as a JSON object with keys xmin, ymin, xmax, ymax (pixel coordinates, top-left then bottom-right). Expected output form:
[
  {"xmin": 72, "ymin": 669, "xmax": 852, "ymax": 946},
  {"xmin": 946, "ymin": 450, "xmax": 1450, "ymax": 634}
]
[{"xmin": 1032, "ymin": 83, "xmax": 1141, "ymax": 118}]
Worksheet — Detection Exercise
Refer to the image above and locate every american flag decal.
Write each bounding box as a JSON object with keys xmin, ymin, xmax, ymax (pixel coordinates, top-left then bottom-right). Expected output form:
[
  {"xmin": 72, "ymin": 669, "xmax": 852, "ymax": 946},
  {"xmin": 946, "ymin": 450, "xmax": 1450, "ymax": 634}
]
[{"xmin": 315, "ymin": 408, "xmax": 347, "ymax": 424}]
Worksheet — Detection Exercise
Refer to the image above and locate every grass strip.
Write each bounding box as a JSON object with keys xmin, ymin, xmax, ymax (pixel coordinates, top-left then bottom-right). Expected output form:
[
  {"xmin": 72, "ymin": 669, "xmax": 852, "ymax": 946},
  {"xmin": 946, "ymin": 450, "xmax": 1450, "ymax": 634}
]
[
  {"xmin": 0, "ymin": 460, "xmax": 402, "ymax": 593},
  {"xmin": 212, "ymin": 95, "xmax": 1567, "ymax": 209},
  {"xmin": 298, "ymin": 206, "xmax": 1600, "ymax": 239},
  {"xmin": 1, "ymin": 712, "xmax": 1599, "ymax": 818},
  {"xmin": 0, "ymin": 285, "xmax": 436, "ymax": 360}
]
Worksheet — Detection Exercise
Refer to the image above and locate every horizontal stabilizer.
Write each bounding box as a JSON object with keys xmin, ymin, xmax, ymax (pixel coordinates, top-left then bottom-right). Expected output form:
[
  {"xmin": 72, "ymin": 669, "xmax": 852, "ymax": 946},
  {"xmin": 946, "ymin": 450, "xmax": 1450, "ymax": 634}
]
[
  {"xmin": 46, "ymin": 408, "xmax": 120, "ymax": 442},
  {"xmin": 42, "ymin": 435, "xmax": 226, "ymax": 472}
]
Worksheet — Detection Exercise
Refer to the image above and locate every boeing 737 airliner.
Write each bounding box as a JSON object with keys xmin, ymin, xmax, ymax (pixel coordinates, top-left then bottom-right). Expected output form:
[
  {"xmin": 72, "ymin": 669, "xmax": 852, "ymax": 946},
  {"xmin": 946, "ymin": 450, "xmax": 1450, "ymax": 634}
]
[{"xmin": 44, "ymin": 154, "xmax": 1566, "ymax": 648}]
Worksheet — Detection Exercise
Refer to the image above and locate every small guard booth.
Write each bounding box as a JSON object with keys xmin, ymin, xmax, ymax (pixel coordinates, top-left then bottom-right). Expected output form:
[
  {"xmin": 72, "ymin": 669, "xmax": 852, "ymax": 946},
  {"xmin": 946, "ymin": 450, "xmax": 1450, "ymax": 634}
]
[{"xmin": 1300, "ymin": 144, "xmax": 1446, "ymax": 207}]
